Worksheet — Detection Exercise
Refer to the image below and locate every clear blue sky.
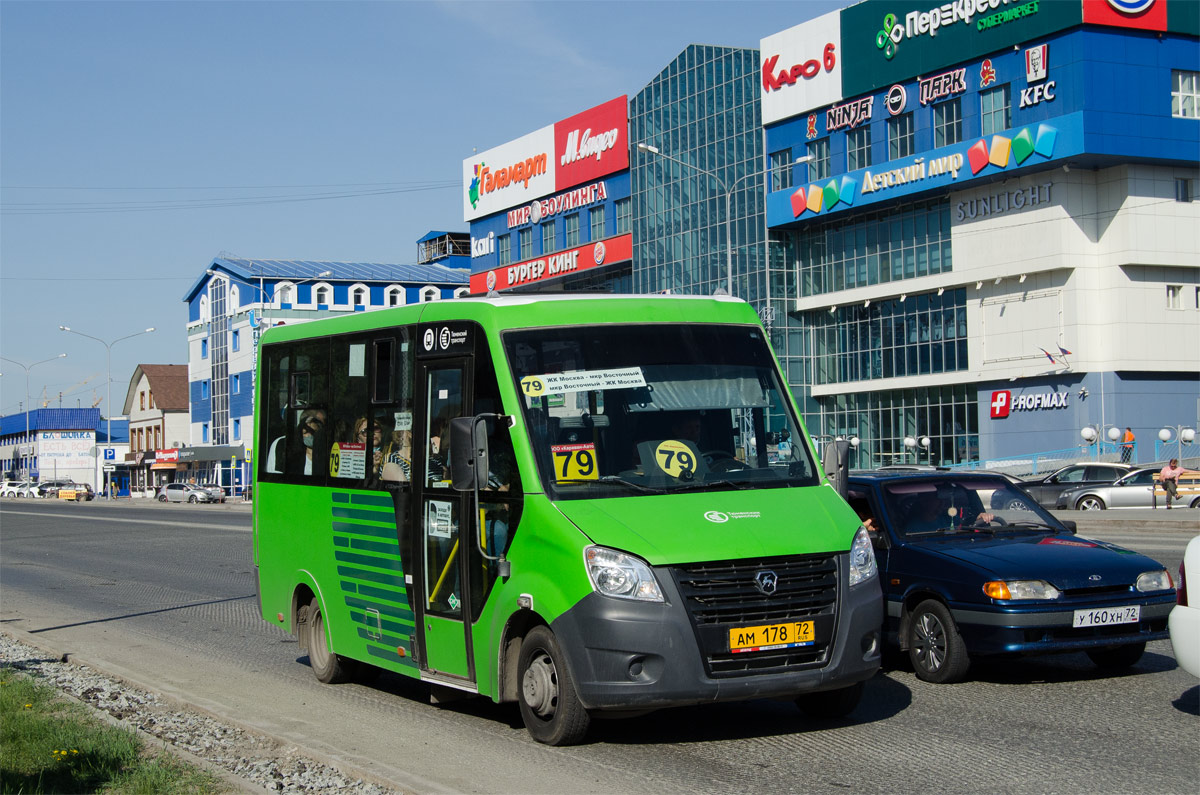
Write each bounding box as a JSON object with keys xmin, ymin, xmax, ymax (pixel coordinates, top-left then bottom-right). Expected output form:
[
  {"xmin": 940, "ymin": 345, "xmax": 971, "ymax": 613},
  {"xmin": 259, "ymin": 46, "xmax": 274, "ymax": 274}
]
[{"xmin": 0, "ymin": 0, "xmax": 837, "ymax": 418}]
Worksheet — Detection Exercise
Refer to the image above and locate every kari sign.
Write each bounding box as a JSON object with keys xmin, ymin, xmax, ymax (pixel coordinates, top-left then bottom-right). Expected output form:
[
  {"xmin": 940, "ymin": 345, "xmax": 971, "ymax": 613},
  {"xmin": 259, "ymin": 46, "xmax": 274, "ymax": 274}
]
[
  {"xmin": 464, "ymin": 96, "xmax": 628, "ymax": 222},
  {"xmin": 760, "ymin": 9, "xmax": 843, "ymax": 124},
  {"xmin": 469, "ymin": 233, "xmax": 632, "ymax": 294}
]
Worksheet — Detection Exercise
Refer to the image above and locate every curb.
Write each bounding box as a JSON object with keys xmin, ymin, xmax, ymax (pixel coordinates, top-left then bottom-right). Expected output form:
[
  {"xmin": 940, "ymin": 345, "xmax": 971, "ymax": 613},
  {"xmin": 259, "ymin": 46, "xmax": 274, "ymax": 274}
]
[{"xmin": 1, "ymin": 625, "xmax": 407, "ymax": 795}]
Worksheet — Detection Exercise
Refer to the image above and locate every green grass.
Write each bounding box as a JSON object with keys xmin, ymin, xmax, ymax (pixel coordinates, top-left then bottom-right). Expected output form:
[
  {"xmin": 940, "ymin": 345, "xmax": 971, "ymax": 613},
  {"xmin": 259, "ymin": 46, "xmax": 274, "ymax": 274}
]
[{"xmin": 0, "ymin": 667, "xmax": 227, "ymax": 794}]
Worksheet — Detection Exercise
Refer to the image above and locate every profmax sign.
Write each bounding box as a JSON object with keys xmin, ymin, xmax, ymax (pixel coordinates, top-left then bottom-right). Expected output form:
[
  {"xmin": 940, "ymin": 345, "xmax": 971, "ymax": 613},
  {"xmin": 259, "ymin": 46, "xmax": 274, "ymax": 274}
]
[{"xmin": 989, "ymin": 389, "xmax": 1069, "ymax": 418}]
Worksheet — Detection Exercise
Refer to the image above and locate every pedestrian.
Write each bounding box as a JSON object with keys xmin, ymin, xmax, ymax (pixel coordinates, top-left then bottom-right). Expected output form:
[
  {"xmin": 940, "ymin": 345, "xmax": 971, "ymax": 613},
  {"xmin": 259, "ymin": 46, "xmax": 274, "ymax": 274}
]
[
  {"xmin": 1120, "ymin": 427, "xmax": 1135, "ymax": 463},
  {"xmin": 1159, "ymin": 458, "xmax": 1190, "ymax": 509}
]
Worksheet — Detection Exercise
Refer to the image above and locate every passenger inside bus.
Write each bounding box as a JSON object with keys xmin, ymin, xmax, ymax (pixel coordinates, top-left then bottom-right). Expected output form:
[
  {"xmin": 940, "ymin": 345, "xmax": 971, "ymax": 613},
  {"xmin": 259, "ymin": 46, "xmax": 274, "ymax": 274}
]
[
  {"xmin": 265, "ymin": 406, "xmax": 328, "ymax": 476},
  {"xmin": 380, "ymin": 428, "xmax": 412, "ymax": 482}
]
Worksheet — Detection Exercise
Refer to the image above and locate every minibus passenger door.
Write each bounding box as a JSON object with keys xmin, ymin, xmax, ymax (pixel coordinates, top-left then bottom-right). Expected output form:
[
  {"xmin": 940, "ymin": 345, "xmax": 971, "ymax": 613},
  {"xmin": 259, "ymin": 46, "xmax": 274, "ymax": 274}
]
[{"xmin": 415, "ymin": 361, "xmax": 475, "ymax": 684}]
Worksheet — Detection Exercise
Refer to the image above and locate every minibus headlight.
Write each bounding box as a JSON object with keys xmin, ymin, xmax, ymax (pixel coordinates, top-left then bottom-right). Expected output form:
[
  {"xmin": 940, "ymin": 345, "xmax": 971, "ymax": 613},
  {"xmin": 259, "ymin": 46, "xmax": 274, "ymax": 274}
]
[
  {"xmin": 584, "ymin": 546, "xmax": 664, "ymax": 602},
  {"xmin": 848, "ymin": 526, "xmax": 878, "ymax": 587},
  {"xmin": 1136, "ymin": 569, "xmax": 1173, "ymax": 592}
]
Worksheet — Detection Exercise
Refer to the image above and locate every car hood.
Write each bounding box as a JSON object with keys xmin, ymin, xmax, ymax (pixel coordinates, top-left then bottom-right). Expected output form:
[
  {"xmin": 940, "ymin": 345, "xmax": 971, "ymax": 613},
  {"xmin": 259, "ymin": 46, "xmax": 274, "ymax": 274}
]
[
  {"xmin": 552, "ymin": 484, "xmax": 855, "ymax": 567},
  {"xmin": 906, "ymin": 533, "xmax": 1163, "ymax": 590}
]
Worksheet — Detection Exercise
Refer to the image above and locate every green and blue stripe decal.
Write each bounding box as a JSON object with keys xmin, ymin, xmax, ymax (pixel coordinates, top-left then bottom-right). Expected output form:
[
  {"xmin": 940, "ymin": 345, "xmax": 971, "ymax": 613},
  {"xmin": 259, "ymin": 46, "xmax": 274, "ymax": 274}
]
[{"xmin": 331, "ymin": 491, "xmax": 417, "ymax": 669}]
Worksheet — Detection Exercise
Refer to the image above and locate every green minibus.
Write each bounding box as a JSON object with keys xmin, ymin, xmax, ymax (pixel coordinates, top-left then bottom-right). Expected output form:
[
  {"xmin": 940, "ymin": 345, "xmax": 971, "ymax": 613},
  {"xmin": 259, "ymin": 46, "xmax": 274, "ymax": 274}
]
[{"xmin": 253, "ymin": 294, "xmax": 881, "ymax": 745}]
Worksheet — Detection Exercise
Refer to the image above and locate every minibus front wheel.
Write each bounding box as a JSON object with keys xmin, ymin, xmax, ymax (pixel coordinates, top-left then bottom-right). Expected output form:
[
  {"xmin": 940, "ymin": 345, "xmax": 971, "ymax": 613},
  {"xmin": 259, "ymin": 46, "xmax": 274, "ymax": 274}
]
[{"xmin": 518, "ymin": 626, "xmax": 590, "ymax": 746}]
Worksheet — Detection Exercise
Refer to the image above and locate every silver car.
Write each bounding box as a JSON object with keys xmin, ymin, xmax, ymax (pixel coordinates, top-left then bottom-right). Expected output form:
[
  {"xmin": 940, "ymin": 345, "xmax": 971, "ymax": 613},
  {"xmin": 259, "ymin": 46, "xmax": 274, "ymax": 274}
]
[
  {"xmin": 156, "ymin": 483, "xmax": 216, "ymax": 503},
  {"xmin": 1056, "ymin": 468, "xmax": 1161, "ymax": 510}
]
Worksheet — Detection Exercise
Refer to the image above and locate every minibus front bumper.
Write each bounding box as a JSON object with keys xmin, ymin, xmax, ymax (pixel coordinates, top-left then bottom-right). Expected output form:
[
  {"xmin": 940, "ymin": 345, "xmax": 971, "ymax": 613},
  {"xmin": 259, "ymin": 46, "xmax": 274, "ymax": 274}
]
[{"xmin": 550, "ymin": 557, "xmax": 882, "ymax": 711}]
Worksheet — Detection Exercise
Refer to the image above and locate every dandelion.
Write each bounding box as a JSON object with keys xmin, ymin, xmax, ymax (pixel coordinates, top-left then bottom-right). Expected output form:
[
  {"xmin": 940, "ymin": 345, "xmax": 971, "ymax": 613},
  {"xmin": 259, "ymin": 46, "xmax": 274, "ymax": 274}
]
[{"xmin": 24, "ymin": 703, "xmax": 32, "ymax": 708}]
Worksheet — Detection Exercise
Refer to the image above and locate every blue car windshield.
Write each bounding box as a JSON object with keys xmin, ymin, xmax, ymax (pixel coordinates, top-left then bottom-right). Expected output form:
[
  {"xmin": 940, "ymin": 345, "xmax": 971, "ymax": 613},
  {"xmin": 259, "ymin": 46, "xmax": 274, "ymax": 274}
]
[{"xmin": 884, "ymin": 478, "xmax": 1059, "ymax": 537}]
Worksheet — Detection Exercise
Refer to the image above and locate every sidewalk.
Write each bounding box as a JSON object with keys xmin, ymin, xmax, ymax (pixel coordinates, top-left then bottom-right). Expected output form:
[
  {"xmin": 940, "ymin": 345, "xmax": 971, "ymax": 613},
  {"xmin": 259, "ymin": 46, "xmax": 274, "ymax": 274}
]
[{"xmin": 1049, "ymin": 507, "xmax": 1199, "ymax": 534}]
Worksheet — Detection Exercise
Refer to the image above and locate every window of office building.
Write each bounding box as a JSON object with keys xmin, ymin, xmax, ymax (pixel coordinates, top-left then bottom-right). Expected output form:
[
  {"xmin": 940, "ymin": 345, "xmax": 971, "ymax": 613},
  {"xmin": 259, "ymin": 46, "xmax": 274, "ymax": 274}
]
[
  {"xmin": 542, "ymin": 220, "xmax": 556, "ymax": 254},
  {"xmin": 846, "ymin": 127, "xmax": 871, "ymax": 171},
  {"xmin": 795, "ymin": 198, "xmax": 952, "ymax": 297},
  {"xmin": 387, "ymin": 286, "xmax": 403, "ymax": 307},
  {"xmin": 232, "ymin": 329, "xmax": 240, "ymax": 352},
  {"xmin": 565, "ymin": 213, "xmax": 580, "ymax": 247},
  {"xmin": 202, "ymin": 423, "xmax": 209, "ymax": 443},
  {"xmin": 201, "ymin": 338, "xmax": 208, "ymax": 359},
  {"xmin": 498, "ymin": 234, "xmax": 511, "ymax": 266},
  {"xmin": 352, "ymin": 286, "xmax": 366, "ymax": 307},
  {"xmin": 232, "ymin": 374, "xmax": 240, "ymax": 394},
  {"xmin": 770, "ymin": 148, "xmax": 793, "ymax": 191},
  {"xmin": 933, "ymin": 98, "xmax": 963, "ymax": 148},
  {"xmin": 519, "ymin": 227, "xmax": 532, "ymax": 260},
  {"xmin": 630, "ymin": 45, "xmax": 763, "ymax": 296},
  {"xmin": 1176, "ymin": 178, "xmax": 1195, "ymax": 202},
  {"xmin": 233, "ymin": 419, "xmax": 241, "ymax": 440},
  {"xmin": 980, "ymin": 85, "xmax": 1010, "ymax": 136},
  {"xmin": 615, "ymin": 198, "xmax": 631, "ymax": 234},
  {"xmin": 808, "ymin": 138, "xmax": 831, "ymax": 181},
  {"xmin": 1168, "ymin": 284, "xmax": 1183, "ymax": 309},
  {"xmin": 888, "ymin": 113, "xmax": 914, "ymax": 160},
  {"xmin": 812, "ymin": 383, "xmax": 978, "ymax": 467},
  {"xmin": 590, "ymin": 205, "xmax": 605, "ymax": 240},
  {"xmin": 809, "ymin": 288, "xmax": 968, "ymax": 386},
  {"xmin": 1172, "ymin": 70, "xmax": 1198, "ymax": 118}
]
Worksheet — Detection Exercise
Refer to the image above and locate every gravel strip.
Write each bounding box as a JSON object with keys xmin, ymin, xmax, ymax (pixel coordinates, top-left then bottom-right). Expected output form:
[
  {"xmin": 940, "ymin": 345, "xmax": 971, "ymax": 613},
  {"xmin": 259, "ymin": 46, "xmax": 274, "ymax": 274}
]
[{"xmin": 0, "ymin": 632, "xmax": 402, "ymax": 794}]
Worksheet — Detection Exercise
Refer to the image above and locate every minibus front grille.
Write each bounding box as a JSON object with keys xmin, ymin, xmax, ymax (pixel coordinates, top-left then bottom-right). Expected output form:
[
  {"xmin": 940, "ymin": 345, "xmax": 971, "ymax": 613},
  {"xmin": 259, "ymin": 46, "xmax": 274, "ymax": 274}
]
[{"xmin": 669, "ymin": 554, "xmax": 839, "ymax": 677}]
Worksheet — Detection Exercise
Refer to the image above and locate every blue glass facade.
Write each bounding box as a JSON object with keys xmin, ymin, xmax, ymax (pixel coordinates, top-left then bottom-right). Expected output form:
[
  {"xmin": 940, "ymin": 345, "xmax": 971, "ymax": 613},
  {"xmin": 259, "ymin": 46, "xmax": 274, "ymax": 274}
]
[{"xmin": 631, "ymin": 45, "xmax": 766, "ymax": 302}]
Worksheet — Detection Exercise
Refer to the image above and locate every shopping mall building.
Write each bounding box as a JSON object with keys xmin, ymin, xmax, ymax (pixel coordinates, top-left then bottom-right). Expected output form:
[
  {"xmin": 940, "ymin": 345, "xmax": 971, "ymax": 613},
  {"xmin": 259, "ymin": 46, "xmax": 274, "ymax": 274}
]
[{"xmin": 465, "ymin": 0, "xmax": 1198, "ymax": 468}]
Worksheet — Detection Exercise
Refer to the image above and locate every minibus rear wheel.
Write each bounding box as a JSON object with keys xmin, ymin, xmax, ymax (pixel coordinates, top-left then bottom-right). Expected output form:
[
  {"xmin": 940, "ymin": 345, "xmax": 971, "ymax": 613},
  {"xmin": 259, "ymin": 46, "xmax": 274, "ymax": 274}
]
[
  {"xmin": 517, "ymin": 626, "xmax": 590, "ymax": 745},
  {"xmin": 303, "ymin": 597, "xmax": 352, "ymax": 684}
]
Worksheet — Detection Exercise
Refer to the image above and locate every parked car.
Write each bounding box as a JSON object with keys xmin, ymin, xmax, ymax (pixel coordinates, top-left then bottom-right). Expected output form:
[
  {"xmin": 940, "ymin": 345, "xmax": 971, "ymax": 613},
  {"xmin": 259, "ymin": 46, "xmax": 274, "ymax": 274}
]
[
  {"xmin": 1053, "ymin": 468, "xmax": 1195, "ymax": 510},
  {"xmin": 846, "ymin": 470, "xmax": 1176, "ymax": 683},
  {"xmin": 54, "ymin": 483, "xmax": 94, "ymax": 501},
  {"xmin": 37, "ymin": 479, "xmax": 77, "ymax": 498},
  {"xmin": 1018, "ymin": 462, "xmax": 1134, "ymax": 509},
  {"xmin": 195, "ymin": 483, "xmax": 226, "ymax": 503},
  {"xmin": 1168, "ymin": 535, "xmax": 1200, "ymax": 677},
  {"xmin": 15, "ymin": 481, "xmax": 40, "ymax": 498},
  {"xmin": 1, "ymin": 480, "xmax": 31, "ymax": 498},
  {"xmin": 156, "ymin": 482, "xmax": 217, "ymax": 503}
]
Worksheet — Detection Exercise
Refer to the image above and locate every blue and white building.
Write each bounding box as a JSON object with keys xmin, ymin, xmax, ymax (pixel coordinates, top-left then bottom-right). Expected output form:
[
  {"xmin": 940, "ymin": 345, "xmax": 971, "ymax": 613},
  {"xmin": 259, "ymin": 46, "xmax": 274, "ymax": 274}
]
[{"xmin": 182, "ymin": 234, "xmax": 470, "ymax": 490}]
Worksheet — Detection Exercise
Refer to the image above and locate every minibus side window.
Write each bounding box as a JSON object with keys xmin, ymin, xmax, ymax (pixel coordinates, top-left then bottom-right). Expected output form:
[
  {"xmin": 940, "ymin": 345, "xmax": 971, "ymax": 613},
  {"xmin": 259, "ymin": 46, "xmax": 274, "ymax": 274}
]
[{"xmin": 262, "ymin": 340, "xmax": 330, "ymax": 482}]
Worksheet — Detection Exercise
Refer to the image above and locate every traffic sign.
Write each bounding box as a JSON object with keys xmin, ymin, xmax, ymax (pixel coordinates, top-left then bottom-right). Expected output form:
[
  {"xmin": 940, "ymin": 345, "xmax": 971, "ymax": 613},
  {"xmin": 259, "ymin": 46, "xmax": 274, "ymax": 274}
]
[{"xmin": 103, "ymin": 464, "xmax": 117, "ymax": 472}]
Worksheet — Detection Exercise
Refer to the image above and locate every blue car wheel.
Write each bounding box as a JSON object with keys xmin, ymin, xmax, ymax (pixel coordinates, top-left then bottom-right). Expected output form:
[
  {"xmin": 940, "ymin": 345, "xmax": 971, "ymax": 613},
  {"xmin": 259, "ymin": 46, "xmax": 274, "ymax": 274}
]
[{"xmin": 908, "ymin": 599, "xmax": 970, "ymax": 684}]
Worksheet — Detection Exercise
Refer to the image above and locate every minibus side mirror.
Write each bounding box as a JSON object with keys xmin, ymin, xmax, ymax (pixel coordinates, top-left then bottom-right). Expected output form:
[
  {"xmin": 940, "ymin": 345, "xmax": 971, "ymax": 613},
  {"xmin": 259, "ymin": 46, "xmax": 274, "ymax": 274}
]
[
  {"xmin": 823, "ymin": 439, "xmax": 850, "ymax": 499},
  {"xmin": 449, "ymin": 416, "xmax": 489, "ymax": 492}
]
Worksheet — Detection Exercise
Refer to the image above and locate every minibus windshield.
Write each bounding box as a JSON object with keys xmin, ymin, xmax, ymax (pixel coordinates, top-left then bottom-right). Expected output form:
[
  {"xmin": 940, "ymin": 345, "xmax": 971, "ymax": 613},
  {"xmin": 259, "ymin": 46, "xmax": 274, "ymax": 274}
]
[{"xmin": 504, "ymin": 323, "xmax": 819, "ymax": 499}]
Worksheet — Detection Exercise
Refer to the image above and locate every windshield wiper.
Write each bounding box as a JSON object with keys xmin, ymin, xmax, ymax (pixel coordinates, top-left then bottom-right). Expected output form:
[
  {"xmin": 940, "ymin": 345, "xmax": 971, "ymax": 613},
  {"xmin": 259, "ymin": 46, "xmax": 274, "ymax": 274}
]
[
  {"xmin": 582, "ymin": 476, "xmax": 669, "ymax": 494},
  {"xmin": 669, "ymin": 478, "xmax": 756, "ymax": 492},
  {"xmin": 997, "ymin": 521, "xmax": 1057, "ymax": 531}
]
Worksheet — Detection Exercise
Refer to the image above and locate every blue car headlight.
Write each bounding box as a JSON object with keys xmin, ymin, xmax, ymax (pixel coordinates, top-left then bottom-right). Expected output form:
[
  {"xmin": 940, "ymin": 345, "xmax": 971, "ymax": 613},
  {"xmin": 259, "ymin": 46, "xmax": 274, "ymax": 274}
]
[
  {"xmin": 983, "ymin": 580, "xmax": 1061, "ymax": 600},
  {"xmin": 1136, "ymin": 569, "xmax": 1173, "ymax": 592}
]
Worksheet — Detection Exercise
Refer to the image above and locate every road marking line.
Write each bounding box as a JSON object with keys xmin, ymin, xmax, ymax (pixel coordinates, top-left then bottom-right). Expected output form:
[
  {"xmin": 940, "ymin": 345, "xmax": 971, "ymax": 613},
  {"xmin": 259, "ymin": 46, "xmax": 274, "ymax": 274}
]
[{"xmin": 0, "ymin": 510, "xmax": 247, "ymax": 532}]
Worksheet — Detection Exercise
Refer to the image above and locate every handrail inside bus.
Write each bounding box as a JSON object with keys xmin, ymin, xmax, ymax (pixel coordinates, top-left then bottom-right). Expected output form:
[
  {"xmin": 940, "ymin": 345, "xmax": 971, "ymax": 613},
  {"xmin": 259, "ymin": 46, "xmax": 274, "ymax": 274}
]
[{"xmin": 429, "ymin": 539, "xmax": 459, "ymax": 603}]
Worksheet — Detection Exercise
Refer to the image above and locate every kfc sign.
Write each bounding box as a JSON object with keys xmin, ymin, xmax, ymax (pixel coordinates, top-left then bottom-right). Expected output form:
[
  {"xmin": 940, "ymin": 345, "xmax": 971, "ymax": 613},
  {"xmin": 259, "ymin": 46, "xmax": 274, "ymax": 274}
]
[
  {"xmin": 464, "ymin": 96, "xmax": 628, "ymax": 223},
  {"xmin": 760, "ymin": 10, "xmax": 843, "ymax": 125},
  {"xmin": 469, "ymin": 233, "xmax": 632, "ymax": 294}
]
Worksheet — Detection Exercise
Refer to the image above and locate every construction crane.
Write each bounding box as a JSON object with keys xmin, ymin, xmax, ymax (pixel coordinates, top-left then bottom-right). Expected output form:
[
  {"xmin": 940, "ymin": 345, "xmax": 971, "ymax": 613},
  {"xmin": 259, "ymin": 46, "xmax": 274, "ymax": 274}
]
[{"xmin": 39, "ymin": 374, "xmax": 102, "ymax": 408}]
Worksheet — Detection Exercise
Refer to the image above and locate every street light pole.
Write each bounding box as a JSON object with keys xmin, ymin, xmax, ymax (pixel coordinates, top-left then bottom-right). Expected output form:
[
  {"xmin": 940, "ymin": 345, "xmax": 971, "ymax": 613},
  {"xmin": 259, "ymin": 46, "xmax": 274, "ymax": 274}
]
[
  {"xmin": 1, "ymin": 353, "xmax": 68, "ymax": 478},
  {"xmin": 59, "ymin": 326, "xmax": 155, "ymax": 498},
  {"xmin": 638, "ymin": 143, "xmax": 811, "ymax": 298}
]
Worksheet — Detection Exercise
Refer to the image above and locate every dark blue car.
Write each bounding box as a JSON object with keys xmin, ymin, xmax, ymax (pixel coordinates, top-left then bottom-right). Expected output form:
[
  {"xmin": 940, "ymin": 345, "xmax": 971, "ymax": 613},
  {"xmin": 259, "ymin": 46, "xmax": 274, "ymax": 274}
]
[{"xmin": 846, "ymin": 471, "xmax": 1175, "ymax": 683}]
